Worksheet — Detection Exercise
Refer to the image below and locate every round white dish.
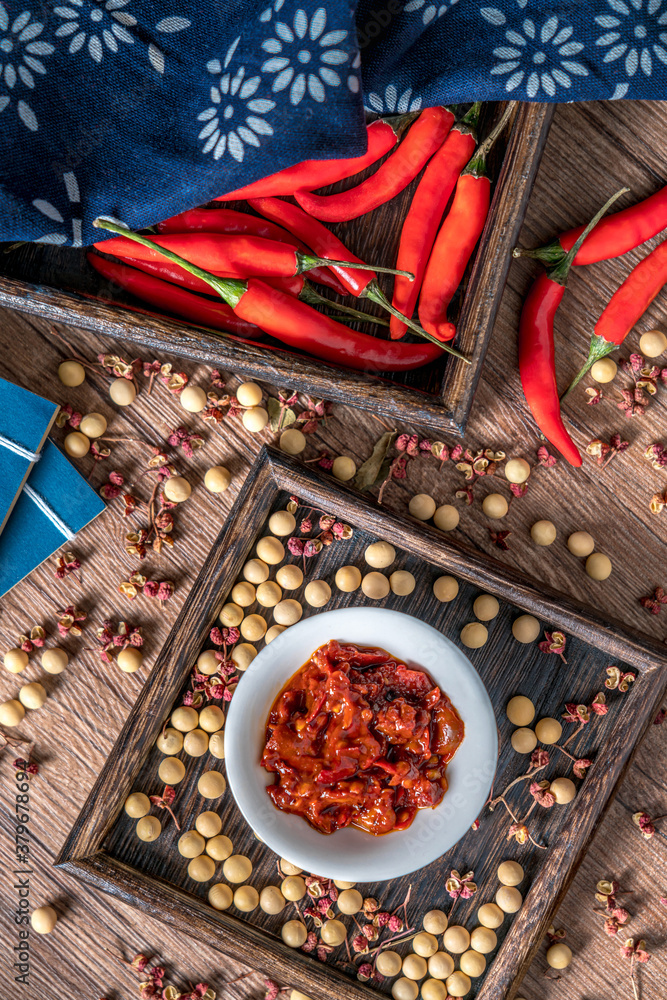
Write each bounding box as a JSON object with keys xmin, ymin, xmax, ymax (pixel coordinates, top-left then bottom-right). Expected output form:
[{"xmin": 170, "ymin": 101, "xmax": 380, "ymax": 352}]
[{"xmin": 225, "ymin": 606, "xmax": 497, "ymax": 882}]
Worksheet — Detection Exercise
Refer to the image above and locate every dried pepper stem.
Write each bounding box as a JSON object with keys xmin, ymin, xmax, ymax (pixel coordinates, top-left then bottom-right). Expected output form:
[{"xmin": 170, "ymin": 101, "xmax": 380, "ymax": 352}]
[{"xmin": 493, "ymin": 794, "xmax": 547, "ymax": 850}]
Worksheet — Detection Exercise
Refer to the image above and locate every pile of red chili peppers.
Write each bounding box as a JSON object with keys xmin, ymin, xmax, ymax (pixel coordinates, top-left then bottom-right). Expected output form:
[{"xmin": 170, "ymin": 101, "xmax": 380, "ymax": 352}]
[
  {"xmin": 90, "ymin": 103, "xmax": 512, "ymax": 375},
  {"xmin": 516, "ymin": 181, "xmax": 667, "ymax": 466}
]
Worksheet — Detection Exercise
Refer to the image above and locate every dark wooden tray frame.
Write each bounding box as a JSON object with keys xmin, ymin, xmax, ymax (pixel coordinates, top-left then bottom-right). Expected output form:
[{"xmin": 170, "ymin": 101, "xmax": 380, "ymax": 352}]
[
  {"xmin": 56, "ymin": 447, "xmax": 667, "ymax": 1000},
  {"xmin": 0, "ymin": 104, "xmax": 554, "ymax": 436}
]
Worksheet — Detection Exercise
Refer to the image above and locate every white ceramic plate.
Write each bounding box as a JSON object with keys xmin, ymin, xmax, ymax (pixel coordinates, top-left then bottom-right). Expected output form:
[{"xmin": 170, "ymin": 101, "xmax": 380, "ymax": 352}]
[{"xmin": 225, "ymin": 607, "xmax": 497, "ymax": 882}]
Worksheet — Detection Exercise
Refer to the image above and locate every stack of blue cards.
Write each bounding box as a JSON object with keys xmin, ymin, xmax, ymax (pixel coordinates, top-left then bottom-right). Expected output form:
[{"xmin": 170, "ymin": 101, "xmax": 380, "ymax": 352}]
[
  {"xmin": 0, "ymin": 378, "xmax": 60, "ymax": 536},
  {"xmin": 0, "ymin": 379, "xmax": 106, "ymax": 597}
]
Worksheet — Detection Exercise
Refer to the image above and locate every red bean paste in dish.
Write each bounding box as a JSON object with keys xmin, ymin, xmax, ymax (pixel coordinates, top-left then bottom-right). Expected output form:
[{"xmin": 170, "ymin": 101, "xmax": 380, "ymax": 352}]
[{"xmin": 260, "ymin": 640, "xmax": 465, "ymax": 835}]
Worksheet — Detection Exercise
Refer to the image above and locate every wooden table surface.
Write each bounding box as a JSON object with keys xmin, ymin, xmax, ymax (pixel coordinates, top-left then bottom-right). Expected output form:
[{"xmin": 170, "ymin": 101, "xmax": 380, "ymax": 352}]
[{"xmin": 0, "ymin": 100, "xmax": 665, "ymax": 1000}]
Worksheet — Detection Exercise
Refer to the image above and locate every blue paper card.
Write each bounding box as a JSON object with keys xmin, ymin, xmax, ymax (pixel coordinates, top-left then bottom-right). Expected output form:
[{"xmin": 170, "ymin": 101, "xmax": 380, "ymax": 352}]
[
  {"xmin": 0, "ymin": 378, "xmax": 60, "ymax": 537},
  {"xmin": 0, "ymin": 439, "xmax": 106, "ymax": 598}
]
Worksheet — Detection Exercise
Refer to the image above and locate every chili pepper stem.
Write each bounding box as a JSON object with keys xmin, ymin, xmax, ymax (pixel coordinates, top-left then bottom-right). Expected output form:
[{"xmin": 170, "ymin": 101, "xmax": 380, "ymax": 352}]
[
  {"xmin": 560, "ymin": 334, "xmax": 617, "ymax": 399},
  {"xmin": 300, "ymin": 281, "xmax": 390, "ymax": 326},
  {"xmin": 364, "ymin": 280, "xmax": 471, "ymax": 363},
  {"xmin": 383, "ymin": 108, "xmax": 423, "ymax": 137},
  {"xmin": 463, "ymin": 102, "xmax": 516, "ymax": 177},
  {"xmin": 298, "ymin": 253, "xmax": 414, "ymax": 280},
  {"xmin": 547, "ymin": 187, "xmax": 630, "ymax": 286},
  {"xmin": 324, "ymin": 312, "xmax": 377, "ymax": 324},
  {"xmin": 461, "ymin": 101, "xmax": 482, "ymax": 129},
  {"xmin": 544, "ymin": 188, "xmax": 632, "ymax": 398},
  {"xmin": 94, "ymin": 217, "xmax": 247, "ymax": 306},
  {"xmin": 512, "ymin": 238, "xmax": 565, "ymax": 263},
  {"xmin": 513, "ymin": 187, "xmax": 631, "ymax": 265}
]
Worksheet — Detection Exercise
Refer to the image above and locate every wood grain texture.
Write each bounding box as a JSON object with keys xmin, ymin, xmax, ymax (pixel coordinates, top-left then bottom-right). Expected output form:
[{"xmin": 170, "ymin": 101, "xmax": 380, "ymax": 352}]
[
  {"xmin": 57, "ymin": 855, "xmax": 386, "ymax": 1000},
  {"xmin": 0, "ymin": 103, "xmax": 553, "ymax": 436},
  {"xmin": 0, "ymin": 99, "xmax": 666, "ymax": 1000},
  {"xmin": 55, "ymin": 448, "xmax": 667, "ymax": 1000}
]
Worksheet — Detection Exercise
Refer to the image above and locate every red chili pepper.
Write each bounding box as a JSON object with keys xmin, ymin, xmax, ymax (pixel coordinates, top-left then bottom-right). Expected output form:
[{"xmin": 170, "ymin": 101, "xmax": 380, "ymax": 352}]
[
  {"xmin": 248, "ymin": 196, "xmax": 375, "ymax": 296},
  {"xmin": 115, "ymin": 254, "xmax": 225, "ymax": 295},
  {"xmin": 155, "ymin": 206, "xmax": 295, "ymax": 239},
  {"xmin": 112, "ymin": 253, "xmax": 386, "ymax": 328},
  {"xmin": 293, "ymin": 107, "xmax": 455, "ymax": 223},
  {"xmin": 92, "ymin": 219, "xmax": 443, "ymax": 373},
  {"xmin": 248, "ymin": 196, "xmax": 468, "ymax": 359},
  {"xmin": 86, "ymin": 252, "xmax": 264, "ymax": 340},
  {"xmin": 419, "ymin": 176, "xmax": 488, "ymax": 343},
  {"xmin": 119, "ymin": 252, "xmax": 305, "ymax": 296},
  {"xmin": 565, "ymin": 236, "xmax": 667, "ymax": 394},
  {"xmin": 596, "ymin": 238, "xmax": 667, "ymax": 340},
  {"xmin": 417, "ymin": 106, "xmax": 513, "ymax": 342},
  {"xmin": 155, "ymin": 199, "xmax": 407, "ymax": 323},
  {"xmin": 518, "ymin": 189, "xmax": 627, "ymax": 467},
  {"xmin": 519, "ymin": 275, "xmax": 583, "ymax": 467},
  {"xmin": 515, "ymin": 184, "xmax": 667, "ymax": 267},
  {"xmin": 390, "ymin": 104, "xmax": 480, "ymax": 339},
  {"xmin": 92, "ymin": 232, "xmax": 404, "ymax": 283},
  {"xmin": 234, "ymin": 280, "xmax": 443, "ymax": 372},
  {"xmin": 212, "ymin": 115, "xmax": 417, "ymax": 201},
  {"xmin": 153, "ymin": 206, "xmax": 348, "ymax": 296}
]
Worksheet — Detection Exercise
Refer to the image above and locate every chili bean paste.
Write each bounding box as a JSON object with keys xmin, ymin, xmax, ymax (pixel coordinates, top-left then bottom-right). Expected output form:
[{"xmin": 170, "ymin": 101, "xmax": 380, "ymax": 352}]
[{"xmin": 261, "ymin": 640, "xmax": 465, "ymax": 835}]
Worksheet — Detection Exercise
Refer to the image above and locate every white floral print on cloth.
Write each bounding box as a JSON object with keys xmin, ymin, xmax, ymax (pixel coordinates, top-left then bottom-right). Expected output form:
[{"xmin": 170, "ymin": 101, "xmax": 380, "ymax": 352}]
[
  {"xmin": 260, "ymin": 6, "xmax": 352, "ymax": 104},
  {"xmin": 481, "ymin": 4, "xmax": 589, "ymax": 97},
  {"xmin": 32, "ymin": 170, "xmax": 83, "ymax": 245},
  {"xmin": 54, "ymin": 0, "xmax": 137, "ymax": 62},
  {"xmin": 198, "ymin": 36, "xmax": 276, "ymax": 162},
  {"xmin": 0, "ymin": 4, "xmax": 54, "ymax": 131},
  {"xmin": 54, "ymin": 1, "xmax": 190, "ymax": 73},
  {"xmin": 259, "ymin": 0, "xmax": 286, "ymax": 23},
  {"xmin": 595, "ymin": 0, "xmax": 667, "ymax": 98},
  {"xmin": 405, "ymin": 0, "xmax": 457, "ymax": 27},
  {"xmin": 364, "ymin": 83, "xmax": 422, "ymax": 114},
  {"xmin": 347, "ymin": 48, "xmax": 360, "ymax": 93},
  {"xmin": 148, "ymin": 14, "xmax": 192, "ymax": 74}
]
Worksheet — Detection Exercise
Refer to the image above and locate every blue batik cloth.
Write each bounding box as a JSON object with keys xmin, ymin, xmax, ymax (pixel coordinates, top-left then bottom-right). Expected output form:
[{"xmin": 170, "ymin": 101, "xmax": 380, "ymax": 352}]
[{"xmin": 1, "ymin": 0, "xmax": 665, "ymax": 246}]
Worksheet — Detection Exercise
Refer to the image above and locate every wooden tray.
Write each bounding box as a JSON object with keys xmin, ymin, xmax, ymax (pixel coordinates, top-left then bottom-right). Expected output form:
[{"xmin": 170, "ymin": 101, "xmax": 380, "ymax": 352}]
[
  {"xmin": 0, "ymin": 103, "xmax": 553, "ymax": 437},
  {"xmin": 57, "ymin": 446, "xmax": 667, "ymax": 1000}
]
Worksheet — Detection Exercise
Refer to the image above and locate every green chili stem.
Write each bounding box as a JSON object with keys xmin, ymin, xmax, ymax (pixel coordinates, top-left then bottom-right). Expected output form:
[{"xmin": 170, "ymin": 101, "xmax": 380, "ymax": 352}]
[
  {"xmin": 300, "ymin": 282, "xmax": 390, "ymax": 326},
  {"xmin": 93, "ymin": 217, "xmax": 247, "ymax": 307},
  {"xmin": 548, "ymin": 187, "xmax": 630, "ymax": 287},
  {"xmin": 550, "ymin": 188, "xmax": 631, "ymax": 396},
  {"xmin": 461, "ymin": 101, "xmax": 482, "ymax": 130},
  {"xmin": 514, "ymin": 186, "xmax": 631, "ymax": 267},
  {"xmin": 382, "ymin": 109, "xmax": 422, "ymax": 137},
  {"xmin": 298, "ymin": 253, "xmax": 414, "ymax": 280},
  {"xmin": 512, "ymin": 238, "xmax": 564, "ymax": 264},
  {"xmin": 463, "ymin": 102, "xmax": 515, "ymax": 178},
  {"xmin": 364, "ymin": 280, "xmax": 471, "ymax": 363},
  {"xmin": 560, "ymin": 334, "xmax": 616, "ymax": 400}
]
